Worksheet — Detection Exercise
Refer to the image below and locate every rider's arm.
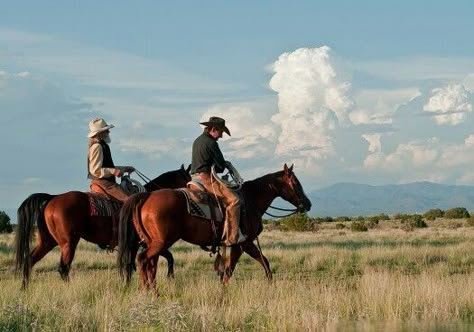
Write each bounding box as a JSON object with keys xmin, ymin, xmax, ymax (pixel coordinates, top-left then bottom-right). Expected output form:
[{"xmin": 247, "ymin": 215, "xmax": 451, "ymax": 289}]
[
  {"xmin": 89, "ymin": 143, "xmax": 119, "ymax": 178},
  {"xmin": 210, "ymin": 141, "xmax": 226, "ymax": 173}
]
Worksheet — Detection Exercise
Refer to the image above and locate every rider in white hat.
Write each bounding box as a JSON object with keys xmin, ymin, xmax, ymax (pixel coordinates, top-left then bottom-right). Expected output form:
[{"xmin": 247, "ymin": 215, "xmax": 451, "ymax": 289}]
[{"xmin": 87, "ymin": 118, "xmax": 135, "ymax": 202}]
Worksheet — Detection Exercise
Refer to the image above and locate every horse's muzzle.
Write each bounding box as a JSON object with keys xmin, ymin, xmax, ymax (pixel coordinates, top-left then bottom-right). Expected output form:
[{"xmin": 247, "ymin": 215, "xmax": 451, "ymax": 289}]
[{"xmin": 298, "ymin": 199, "xmax": 312, "ymax": 212}]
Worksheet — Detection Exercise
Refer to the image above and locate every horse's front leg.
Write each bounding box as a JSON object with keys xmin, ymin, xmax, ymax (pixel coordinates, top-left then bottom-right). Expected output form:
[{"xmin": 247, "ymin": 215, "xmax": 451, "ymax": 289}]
[
  {"xmin": 242, "ymin": 241, "xmax": 272, "ymax": 281},
  {"xmin": 222, "ymin": 245, "xmax": 243, "ymax": 285}
]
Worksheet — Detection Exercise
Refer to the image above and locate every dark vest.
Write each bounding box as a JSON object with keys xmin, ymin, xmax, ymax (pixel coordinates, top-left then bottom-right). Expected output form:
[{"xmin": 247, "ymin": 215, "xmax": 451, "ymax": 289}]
[
  {"xmin": 88, "ymin": 141, "xmax": 116, "ymax": 183},
  {"xmin": 100, "ymin": 141, "xmax": 116, "ymax": 183}
]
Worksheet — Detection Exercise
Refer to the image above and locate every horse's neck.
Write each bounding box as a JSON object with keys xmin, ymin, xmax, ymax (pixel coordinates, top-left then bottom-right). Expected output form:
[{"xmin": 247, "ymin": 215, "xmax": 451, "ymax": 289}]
[{"xmin": 243, "ymin": 178, "xmax": 279, "ymax": 215}]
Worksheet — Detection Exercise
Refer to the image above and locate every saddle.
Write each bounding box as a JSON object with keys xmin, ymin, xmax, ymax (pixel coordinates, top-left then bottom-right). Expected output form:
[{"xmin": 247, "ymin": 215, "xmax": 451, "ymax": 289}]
[
  {"xmin": 86, "ymin": 192, "xmax": 122, "ymax": 217},
  {"xmin": 178, "ymin": 188, "xmax": 224, "ymax": 222}
]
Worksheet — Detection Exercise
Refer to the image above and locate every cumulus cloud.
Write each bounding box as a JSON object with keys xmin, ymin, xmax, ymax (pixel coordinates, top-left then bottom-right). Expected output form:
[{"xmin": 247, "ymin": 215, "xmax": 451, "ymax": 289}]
[
  {"xmin": 362, "ymin": 134, "xmax": 382, "ymax": 153},
  {"xmin": 269, "ymin": 46, "xmax": 352, "ymax": 160},
  {"xmin": 364, "ymin": 138, "xmax": 439, "ymax": 169},
  {"xmin": 360, "ymin": 134, "xmax": 474, "ymax": 185},
  {"xmin": 200, "ymin": 103, "xmax": 277, "ymax": 160},
  {"xmin": 423, "ymin": 84, "xmax": 472, "ymax": 125},
  {"xmin": 350, "ymin": 88, "xmax": 421, "ymax": 125},
  {"xmin": 464, "ymin": 73, "xmax": 474, "ymax": 92}
]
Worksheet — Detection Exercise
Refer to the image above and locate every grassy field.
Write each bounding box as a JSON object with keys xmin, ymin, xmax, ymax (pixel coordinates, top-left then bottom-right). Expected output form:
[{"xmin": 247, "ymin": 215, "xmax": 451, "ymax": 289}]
[{"xmin": 1, "ymin": 219, "xmax": 474, "ymax": 331}]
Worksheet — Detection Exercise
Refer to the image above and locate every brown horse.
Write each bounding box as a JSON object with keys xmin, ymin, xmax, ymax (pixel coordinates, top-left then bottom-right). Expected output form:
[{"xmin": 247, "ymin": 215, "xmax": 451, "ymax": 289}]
[
  {"xmin": 117, "ymin": 164, "xmax": 311, "ymax": 291},
  {"xmin": 15, "ymin": 165, "xmax": 191, "ymax": 288}
]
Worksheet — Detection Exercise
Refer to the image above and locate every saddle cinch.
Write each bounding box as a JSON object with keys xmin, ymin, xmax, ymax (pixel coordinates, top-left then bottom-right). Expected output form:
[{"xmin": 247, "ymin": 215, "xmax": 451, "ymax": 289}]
[{"xmin": 180, "ymin": 179, "xmax": 224, "ymax": 222}]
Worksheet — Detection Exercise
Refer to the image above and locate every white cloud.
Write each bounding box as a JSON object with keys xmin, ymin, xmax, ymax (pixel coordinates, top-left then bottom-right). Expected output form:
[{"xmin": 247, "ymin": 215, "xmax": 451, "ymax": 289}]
[
  {"xmin": 269, "ymin": 46, "xmax": 352, "ymax": 159},
  {"xmin": 362, "ymin": 134, "xmax": 382, "ymax": 153},
  {"xmin": 350, "ymin": 88, "xmax": 421, "ymax": 125},
  {"xmin": 201, "ymin": 103, "xmax": 277, "ymax": 160},
  {"xmin": 364, "ymin": 138, "xmax": 439, "ymax": 169},
  {"xmin": 423, "ymin": 84, "xmax": 472, "ymax": 125},
  {"xmin": 463, "ymin": 73, "xmax": 474, "ymax": 92}
]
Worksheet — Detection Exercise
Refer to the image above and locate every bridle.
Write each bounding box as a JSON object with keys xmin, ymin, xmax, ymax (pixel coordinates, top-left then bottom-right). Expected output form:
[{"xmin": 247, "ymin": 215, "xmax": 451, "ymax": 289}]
[
  {"xmin": 264, "ymin": 205, "xmax": 299, "ymax": 218},
  {"xmin": 135, "ymin": 168, "xmax": 190, "ymax": 191}
]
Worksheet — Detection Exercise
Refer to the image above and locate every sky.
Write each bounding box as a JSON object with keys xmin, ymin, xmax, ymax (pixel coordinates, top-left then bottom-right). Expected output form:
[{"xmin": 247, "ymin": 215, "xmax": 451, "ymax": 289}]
[{"xmin": 1, "ymin": 1, "xmax": 474, "ymax": 216}]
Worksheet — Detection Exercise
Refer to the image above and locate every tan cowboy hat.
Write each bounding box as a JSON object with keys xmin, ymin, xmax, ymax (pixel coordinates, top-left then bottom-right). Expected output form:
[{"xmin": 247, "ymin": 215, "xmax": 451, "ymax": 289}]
[
  {"xmin": 199, "ymin": 116, "xmax": 231, "ymax": 136},
  {"xmin": 88, "ymin": 118, "xmax": 115, "ymax": 138}
]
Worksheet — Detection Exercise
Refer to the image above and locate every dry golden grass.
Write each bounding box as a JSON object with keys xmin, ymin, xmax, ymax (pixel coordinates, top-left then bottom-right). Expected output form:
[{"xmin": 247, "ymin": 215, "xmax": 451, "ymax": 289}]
[{"xmin": 1, "ymin": 220, "xmax": 474, "ymax": 331}]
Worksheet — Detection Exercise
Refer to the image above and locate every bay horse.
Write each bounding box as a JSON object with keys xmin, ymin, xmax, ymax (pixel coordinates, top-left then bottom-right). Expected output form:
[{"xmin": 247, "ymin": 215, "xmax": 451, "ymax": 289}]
[
  {"xmin": 117, "ymin": 164, "xmax": 311, "ymax": 291},
  {"xmin": 15, "ymin": 165, "xmax": 191, "ymax": 288}
]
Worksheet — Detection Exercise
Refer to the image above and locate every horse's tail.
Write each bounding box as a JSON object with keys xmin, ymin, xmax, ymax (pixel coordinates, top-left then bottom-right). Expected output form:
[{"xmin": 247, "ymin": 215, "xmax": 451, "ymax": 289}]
[
  {"xmin": 117, "ymin": 192, "xmax": 150, "ymax": 284},
  {"xmin": 15, "ymin": 193, "xmax": 55, "ymax": 288}
]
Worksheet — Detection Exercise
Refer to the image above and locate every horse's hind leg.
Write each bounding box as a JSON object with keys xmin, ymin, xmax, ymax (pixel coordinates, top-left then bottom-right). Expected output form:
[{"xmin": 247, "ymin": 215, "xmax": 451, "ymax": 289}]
[
  {"xmin": 58, "ymin": 239, "xmax": 79, "ymax": 282},
  {"xmin": 31, "ymin": 238, "xmax": 56, "ymax": 268},
  {"xmin": 22, "ymin": 234, "xmax": 56, "ymax": 289},
  {"xmin": 137, "ymin": 243, "xmax": 164, "ymax": 292},
  {"xmin": 161, "ymin": 249, "xmax": 174, "ymax": 278}
]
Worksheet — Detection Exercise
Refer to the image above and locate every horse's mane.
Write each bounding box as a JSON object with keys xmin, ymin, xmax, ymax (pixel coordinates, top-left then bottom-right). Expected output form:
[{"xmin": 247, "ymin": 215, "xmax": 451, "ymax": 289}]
[{"xmin": 242, "ymin": 170, "xmax": 284, "ymax": 192}]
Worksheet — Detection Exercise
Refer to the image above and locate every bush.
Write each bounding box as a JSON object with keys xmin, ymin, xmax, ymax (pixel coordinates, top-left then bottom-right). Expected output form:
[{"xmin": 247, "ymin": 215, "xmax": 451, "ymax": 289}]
[
  {"xmin": 0, "ymin": 211, "xmax": 13, "ymax": 233},
  {"xmin": 366, "ymin": 219, "xmax": 379, "ymax": 229},
  {"xmin": 335, "ymin": 216, "xmax": 351, "ymax": 222},
  {"xmin": 367, "ymin": 216, "xmax": 380, "ymax": 224},
  {"xmin": 314, "ymin": 216, "xmax": 334, "ymax": 223},
  {"xmin": 423, "ymin": 208, "xmax": 445, "ymax": 221},
  {"xmin": 394, "ymin": 213, "xmax": 412, "ymax": 222},
  {"xmin": 355, "ymin": 216, "xmax": 365, "ymax": 221},
  {"xmin": 279, "ymin": 213, "xmax": 316, "ymax": 232},
  {"xmin": 376, "ymin": 213, "xmax": 390, "ymax": 221},
  {"xmin": 467, "ymin": 217, "xmax": 474, "ymax": 227},
  {"xmin": 351, "ymin": 221, "xmax": 368, "ymax": 232},
  {"xmin": 445, "ymin": 207, "xmax": 470, "ymax": 219},
  {"xmin": 335, "ymin": 223, "xmax": 346, "ymax": 229}
]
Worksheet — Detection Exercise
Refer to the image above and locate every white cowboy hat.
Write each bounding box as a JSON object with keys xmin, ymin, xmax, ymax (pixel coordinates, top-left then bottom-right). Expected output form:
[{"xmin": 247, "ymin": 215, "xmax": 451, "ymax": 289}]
[{"xmin": 88, "ymin": 118, "xmax": 115, "ymax": 138}]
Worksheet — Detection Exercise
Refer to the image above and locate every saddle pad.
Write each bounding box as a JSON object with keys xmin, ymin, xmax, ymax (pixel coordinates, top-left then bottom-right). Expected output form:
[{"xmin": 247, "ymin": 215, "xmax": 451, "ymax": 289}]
[
  {"xmin": 177, "ymin": 189, "xmax": 223, "ymax": 222},
  {"xmin": 87, "ymin": 192, "xmax": 121, "ymax": 217}
]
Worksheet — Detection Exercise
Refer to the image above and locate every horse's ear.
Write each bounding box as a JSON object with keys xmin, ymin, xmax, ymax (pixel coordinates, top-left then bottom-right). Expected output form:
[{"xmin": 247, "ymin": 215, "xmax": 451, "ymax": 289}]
[
  {"xmin": 186, "ymin": 164, "xmax": 191, "ymax": 173},
  {"xmin": 283, "ymin": 163, "xmax": 293, "ymax": 176},
  {"xmin": 180, "ymin": 164, "xmax": 185, "ymax": 170}
]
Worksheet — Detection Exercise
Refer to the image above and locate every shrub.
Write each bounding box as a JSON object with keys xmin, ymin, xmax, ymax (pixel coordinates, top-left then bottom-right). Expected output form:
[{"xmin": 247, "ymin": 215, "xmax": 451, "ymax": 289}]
[
  {"xmin": 445, "ymin": 207, "xmax": 470, "ymax": 219},
  {"xmin": 335, "ymin": 223, "xmax": 346, "ymax": 229},
  {"xmin": 0, "ymin": 211, "xmax": 13, "ymax": 233},
  {"xmin": 409, "ymin": 214, "xmax": 427, "ymax": 228},
  {"xmin": 366, "ymin": 219, "xmax": 379, "ymax": 229},
  {"xmin": 447, "ymin": 222, "xmax": 462, "ymax": 229},
  {"xmin": 376, "ymin": 213, "xmax": 390, "ymax": 221},
  {"xmin": 351, "ymin": 221, "xmax": 368, "ymax": 232},
  {"xmin": 279, "ymin": 213, "xmax": 315, "ymax": 232},
  {"xmin": 467, "ymin": 217, "xmax": 474, "ymax": 227},
  {"xmin": 335, "ymin": 216, "xmax": 351, "ymax": 222},
  {"xmin": 394, "ymin": 213, "xmax": 412, "ymax": 222},
  {"xmin": 367, "ymin": 216, "xmax": 380, "ymax": 224},
  {"xmin": 355, "ymin": 216, "xmax": 365, "ymax": 221},
  {"xmin": 423, "ymin": 208, "xmax": 445, "ymax": 221}
]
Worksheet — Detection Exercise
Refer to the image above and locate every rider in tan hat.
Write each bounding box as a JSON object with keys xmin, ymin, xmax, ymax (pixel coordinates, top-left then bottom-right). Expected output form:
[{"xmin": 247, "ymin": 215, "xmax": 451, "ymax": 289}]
[
  {"xmin": 190, "ymin": 116, "xmax": 246, "ymax": 246},
  {"xmin": 87, "ymin": 118, "xmax": 135, "ymax": 202}
]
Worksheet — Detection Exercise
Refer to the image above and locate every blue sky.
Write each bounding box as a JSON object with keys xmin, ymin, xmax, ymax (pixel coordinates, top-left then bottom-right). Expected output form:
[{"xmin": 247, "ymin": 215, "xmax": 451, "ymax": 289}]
[{"xmin": 1, "ymin": 1, "xmax": 474, "ymax": 216}]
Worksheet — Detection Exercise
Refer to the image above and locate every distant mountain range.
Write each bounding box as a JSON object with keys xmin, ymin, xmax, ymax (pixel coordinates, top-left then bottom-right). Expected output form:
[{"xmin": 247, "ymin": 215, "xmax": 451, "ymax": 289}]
[{"xmin": 308, "ymin": 181, "xmax": 474, "ymax": 217}]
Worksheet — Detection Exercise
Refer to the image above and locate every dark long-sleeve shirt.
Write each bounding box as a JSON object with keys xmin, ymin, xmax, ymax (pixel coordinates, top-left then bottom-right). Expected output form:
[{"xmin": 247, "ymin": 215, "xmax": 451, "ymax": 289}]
[{"xmin": 190, "ymin": 132, "xmax": 226, "ymax": 174}]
